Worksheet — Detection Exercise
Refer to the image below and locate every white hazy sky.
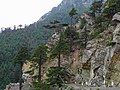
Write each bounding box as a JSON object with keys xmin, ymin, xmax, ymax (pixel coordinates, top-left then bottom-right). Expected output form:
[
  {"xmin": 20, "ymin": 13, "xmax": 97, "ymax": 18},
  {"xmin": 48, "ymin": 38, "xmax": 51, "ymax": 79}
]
[{"xmin": 0, "ymin": 0, "xmax": 62, "ymax": 28}]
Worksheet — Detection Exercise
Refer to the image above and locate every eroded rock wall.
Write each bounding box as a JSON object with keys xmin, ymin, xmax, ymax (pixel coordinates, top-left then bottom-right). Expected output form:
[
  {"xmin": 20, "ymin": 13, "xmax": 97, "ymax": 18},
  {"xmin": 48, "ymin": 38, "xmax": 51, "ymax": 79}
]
[{"xmin": 81, "ymin": 12, "xmax": 120, "ymax": 87}]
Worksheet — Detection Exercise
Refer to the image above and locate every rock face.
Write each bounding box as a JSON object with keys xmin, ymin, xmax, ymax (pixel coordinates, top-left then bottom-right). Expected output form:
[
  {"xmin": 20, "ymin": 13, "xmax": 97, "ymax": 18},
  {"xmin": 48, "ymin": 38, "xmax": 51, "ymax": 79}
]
[
  {"xmin": 112, "ymin": 24, "xmax": 120, "ymax": 44},
  {"xmin": 81, "ymin": 13, "xmax": 120, "ymax": 87},
  {"xmin": 47, "ymin": 32, "xmax": 60, "ymax": 50},
  {"xmin": 81, "ymin": 13, "xmax": 93, "ymax": 25},
  {"xmin": 4, "ymin": 83, "xmax": 33, "ymax": 90},
  {"xmin": 7, "ymin": 12, "xmax": 120, "ymax": 90},
  {"xmin": 105, "ymin": 23, "xmax": 120, "ymax": 87},
  {"xmin": 112, "ymin": 12, "xmax": 120, "ymax": 22}
]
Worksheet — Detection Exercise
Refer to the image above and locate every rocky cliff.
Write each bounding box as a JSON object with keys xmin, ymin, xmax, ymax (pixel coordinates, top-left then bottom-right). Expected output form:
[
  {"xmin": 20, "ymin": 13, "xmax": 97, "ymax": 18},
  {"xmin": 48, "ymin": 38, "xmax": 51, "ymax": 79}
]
[
  {"xmin": 80, "ymin": 12, "xmax": 120, "ymax": 87},
  {"xmin": 9, "ymin": 9, "xmax": 120, "ymax": 90},
  {"xmin": 43, "ymin": 12, "xmax": 120, "ymax": 89},
  {"xmin": 4, "ymin": 0, "xmax": 120, "ymax": 90}
]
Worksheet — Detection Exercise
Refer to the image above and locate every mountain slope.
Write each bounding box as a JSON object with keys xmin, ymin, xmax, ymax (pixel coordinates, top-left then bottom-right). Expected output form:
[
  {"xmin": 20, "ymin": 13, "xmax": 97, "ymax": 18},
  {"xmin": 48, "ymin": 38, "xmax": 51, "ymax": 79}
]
[
  {"xmin": 39, "ymin": 0, "xmax": 88, "ymax": 24},
  {"xmin": 0, "ymin": 0, "xmax": 89, "ymax": 89},
  {"xmin": 0, "ymin": 27, "xmax": 52, "ymax": 89}
]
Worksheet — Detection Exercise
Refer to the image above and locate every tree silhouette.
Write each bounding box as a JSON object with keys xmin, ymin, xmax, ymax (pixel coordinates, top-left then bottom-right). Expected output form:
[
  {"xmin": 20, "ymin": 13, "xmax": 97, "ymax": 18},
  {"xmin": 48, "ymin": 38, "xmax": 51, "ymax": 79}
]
[
  {"xmin": 31, "ymin": 45, "xmax": 47, "ymax": 81},
  {"xmin": 90, "ymin": 0, "xmax": 103, "ymax": 17},
  {"xmin": 18, "ymin": 24, "xmax": 23, "ymax": 30},
  {"xmin": 69, "ymin": 7, "xmax": 77, "ymax": 26},
  {"xmin": 46, "ymin": 67, "xmax": 67, "ymax": 87},
  {"xmin": 50, "ymin": 33, "xmax": 70, "ymax": 68},
  {"xmin": 14, "ymin": 47, "xmax": 29, "ymax": 90},
  {"xmin": 64, "ymin": 27, "xmax": 79, "ymax": 52}
]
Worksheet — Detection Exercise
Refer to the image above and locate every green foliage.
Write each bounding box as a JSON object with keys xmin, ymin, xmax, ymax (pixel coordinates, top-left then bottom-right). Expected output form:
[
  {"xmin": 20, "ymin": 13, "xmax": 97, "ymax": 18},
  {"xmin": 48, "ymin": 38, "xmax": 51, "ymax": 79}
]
[
  {"xmin": 31, "ymin": 45, "xmax": 48, "ymax": 81},
  {"xmin": 14, "ymin": 47, "xmax": 30, "ymax": 90},
  {"xmin": 101, "ymin": 20, "xmax": 110, "ymax": 30},
  {"xmin": 65, "ymin": 27, "xmax": 79, "ymax": 41},
  {"xmin": 89, "ymin": 0, "xmax": 103, "ymax": 17},
  {"xmin": 90, "ymin": 28, "xmax": 102, "ymax": 39},
  {"xmin": 0, "ymin": 27, "xmax": 52, "ymax": 89},
  {"xmin": 24, "ymin": 69, "xmax": 34, "ymax": 75},
  {"xmin": 41, "ymin": 1, "xmax": 87, "ymax": 24},
  {"xmin": 107, "ymin": 40, "xmax": 116, "ymax": 46},
  {"xmin": 95, "ymin": 15, "xmax": 103, "ymax": 24},
  {"xmin": 31, "ymin": 45, "xmax": 48, "ymax": 63},
  {"xmin": 88, "ymin": 0, "xmax": 113, "ymax": 34},
  {"xmin": 80, "ymin": 26, "xmax": 90, "ymax": 48},
  {"xmin": 14, "ymin": 47, "xmax": 29, "ymax": 64},
  {"xmin": 69, "ymin": 7, "xmax": 77, "ymax": 18},
  {"xmin": 33, "ymin": 81, "xmax": 52, "ymax": 90},
  {"xmin": 50, "ymin": 32, "xmax": 70, "ymax": 68},
  {"xmin": 62, "ymin": 85, "xmax": 75, "ymax": 90},
  {"xmin": 50, "ymin": 33, "xmax": 70, "ymax": 59},
  {"xmin": 64, "ymin": 27, "xmax": 79, "ymax": 51},
  {"xmin": 46, "ymin": 67, "xmax": 67, "ymax": 87},
  {"xmin": 80, "ymin": 18, "xmax": 87, "ymax": 29},
  {"xmin": 69, "ymin": 7, "xmax": 78, "ymax": 25},
  {"xmin": 0, "ymin": 2, "xmax": 88, "ymax": 88},
  {"xmin": 103, "ymin": 0, "xmax": 120, "ymax": 19}
]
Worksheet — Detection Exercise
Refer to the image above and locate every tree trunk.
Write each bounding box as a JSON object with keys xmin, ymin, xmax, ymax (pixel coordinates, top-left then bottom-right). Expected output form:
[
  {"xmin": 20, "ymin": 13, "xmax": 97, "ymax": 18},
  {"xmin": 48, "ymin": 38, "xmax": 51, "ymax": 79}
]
[
  {"xmin": 84, "ymin": 27, "xmax": 87, "ymax": 48},
  {"xmin": 71, "ymin": 17, "xmax": 73, "ymax": 27},
  {"xmin": 38, "ymin": 56, "xmax": 42, "ymax": 81},
  {"xmin": 58, "ymin": 51, "xmax": 61, "ymax": 68},
  {"xmin": 19, "ymin": 62, "xmax": 23, "ymax": 90},
  {"xmin": 70, "ymin": 38, "xmax": 73, "ymax": 52}
]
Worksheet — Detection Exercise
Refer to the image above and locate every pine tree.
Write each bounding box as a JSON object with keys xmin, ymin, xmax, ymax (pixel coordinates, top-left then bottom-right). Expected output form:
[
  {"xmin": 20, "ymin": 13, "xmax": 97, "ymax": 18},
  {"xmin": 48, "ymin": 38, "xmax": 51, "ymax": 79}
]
[
  {"xmin": 105, "ymin": 0, "xmax": 120, "ymax": 18},
  {"xmin": 69, "ymin": 7, "xmax": 77, "ymax": 26},
  {"xmin": 64, "ymin": 27, "xmax": 79, "ymax": 52},
  {"xmin": 14, "ymin": 47, "xmax": 29, "ymax": 90},
  {"xmin": 50, "ymin": 33, "xmax": 70, "ymax": 68},
  {"xmin": 79, "ymin": 18, "xmax": 89, "ymax": 48},
  {"xmin": 46, "ymin": 67, "xmax": 67, "ymax": 87},
  {"xmin": 31, "ymin": 45, "xmax": 47, "ymax": 81},
  {"xmin": 90, "ymin": 0, "xmax": 103, "ymax": 17},
  {"xmin": 80, "ymin": 26, "xmax": 89, "ymax": 48}
]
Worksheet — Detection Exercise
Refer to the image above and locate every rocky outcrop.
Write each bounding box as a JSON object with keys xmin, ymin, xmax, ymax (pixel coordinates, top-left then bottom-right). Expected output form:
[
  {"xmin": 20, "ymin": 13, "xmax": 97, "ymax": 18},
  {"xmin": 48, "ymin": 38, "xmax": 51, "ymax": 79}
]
[
  {"xmin": 47, "ymin": 32, "xmax": 60, "ymax": 51},
  {"xmin": 112, "ymin": 12, "xmax": 120, "ymax": 22},
  {"xmin": 80, "ymin": 13, "xmax": 120, "ymax": 87},
  {"xmin": 81, "ymin": 13, "xmax": 93, "ymax": 25},
  {"xmin": 4, "ymin": 83, "xmax": 33, "ymax": 90},
  {"xmin": 112, "ymin": 24, "xmax": 120, "ymax": 44},
  {"xmin": 105, "ymin": 22, "xmax": 120, "ymax": 87},
  {"xmin": 48, "ymin": 32, "xmax": 60, "ymax": 44}
]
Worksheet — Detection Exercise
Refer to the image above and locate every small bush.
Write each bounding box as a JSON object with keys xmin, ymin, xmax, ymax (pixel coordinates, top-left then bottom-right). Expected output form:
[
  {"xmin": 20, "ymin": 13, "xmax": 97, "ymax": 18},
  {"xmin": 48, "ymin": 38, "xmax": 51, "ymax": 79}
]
[
  {"xmin": 80, "ymin": 18, "xmax": 87, "ymax": 29},
  {"xmin": 90, "ymin": 29, "xmax": 102, "ymax": 39},
  {"xmin": 32, "ymin": 81, "xmax": 52, "ymax": 90},
  {"xmin": 46, "ymin": 67, "xmax": 68, "ymax": 87},
  {"xmin": 107, "ymin": 40, "xmax": 116, "ymax": 46}
]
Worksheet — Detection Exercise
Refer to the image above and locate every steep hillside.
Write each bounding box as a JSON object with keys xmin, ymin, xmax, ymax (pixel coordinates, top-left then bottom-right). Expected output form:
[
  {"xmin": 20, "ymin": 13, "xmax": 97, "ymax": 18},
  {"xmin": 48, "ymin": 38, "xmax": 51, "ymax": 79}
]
[
  {"xmin": 21, "ymin": 0, "xmax": 120, "ymax": 89},
  {"xmin": 0, "ymin": 0, "xmax": 89, "ymax": 89},
  {"xmin": 39, "ymin": 0, "xmax": 88, "ymax": 24}
]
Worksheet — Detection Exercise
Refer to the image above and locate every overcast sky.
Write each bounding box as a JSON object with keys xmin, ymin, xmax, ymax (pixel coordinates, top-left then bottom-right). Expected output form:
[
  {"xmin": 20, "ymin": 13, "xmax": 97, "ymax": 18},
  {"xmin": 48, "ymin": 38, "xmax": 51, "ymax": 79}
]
[{"xmin": 0, "ymin": 0, "xmax": 62, "ymax": 28}]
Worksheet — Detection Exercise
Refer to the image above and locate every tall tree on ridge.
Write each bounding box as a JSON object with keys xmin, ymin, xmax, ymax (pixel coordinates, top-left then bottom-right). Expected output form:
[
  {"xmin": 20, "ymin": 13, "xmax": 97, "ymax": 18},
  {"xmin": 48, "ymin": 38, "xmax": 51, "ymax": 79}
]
[
  {"xmin": 69, "ymin": 7, "xmax": 77, "ymax": 26},
  {"xmin": 14, "ymin": 47, "xmax": 29, "ymax": 90},
  {"xmin": 50, "ymin": 33, "xmax": 70, "ymax": 68},
  {"xmin": 31, "ymin": 45, "xmax": 48, "ymax": 81}
]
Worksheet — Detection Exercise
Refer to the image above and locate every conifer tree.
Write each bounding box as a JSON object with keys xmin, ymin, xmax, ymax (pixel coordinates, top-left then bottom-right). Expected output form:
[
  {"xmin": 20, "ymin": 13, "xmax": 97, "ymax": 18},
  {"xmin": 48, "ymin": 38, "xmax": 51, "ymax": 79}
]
[
  {"xmin": 46, "ymin": 67, "xmax": 67, "ymax": 87},
  {"xmin": 69, "ymin": 7, "xmax": 77, "ymax": 26},
  {"xmin": 90, "ymin": 0, "xmax": 103, "ymax": 17},
  {"xmin": 31, "ymin": 45, "xmax": 47, "ymax": 81},
  {"xmin": 64, "ymin": 27, "xmax": 79, "ymax": 52},
  {"xmin": 50, "ymin": 33, "xmax": 70, "ymax": 68},
  {"xmin": 14, "ymin": 47, "xmax": 29, "ymax": 90}
]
